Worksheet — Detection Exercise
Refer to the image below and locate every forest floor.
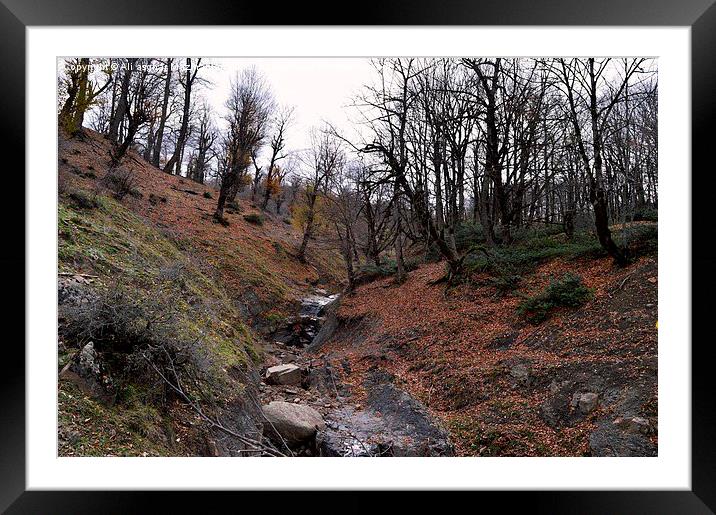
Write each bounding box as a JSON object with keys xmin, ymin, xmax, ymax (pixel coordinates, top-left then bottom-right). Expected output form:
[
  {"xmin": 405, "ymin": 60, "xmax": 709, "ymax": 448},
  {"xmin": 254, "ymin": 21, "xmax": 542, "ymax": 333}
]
[
  {"xmin": 57, "ymin": 128, "xmax": 657, "ymax": 457},
  {"xmin": 309, "ymin": 249, "xmax": 658, "ymax": 456}
]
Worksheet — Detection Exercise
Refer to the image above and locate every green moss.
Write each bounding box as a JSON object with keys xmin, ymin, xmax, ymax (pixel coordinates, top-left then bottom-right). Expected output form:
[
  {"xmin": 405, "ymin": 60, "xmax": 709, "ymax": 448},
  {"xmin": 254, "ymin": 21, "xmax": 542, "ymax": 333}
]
[{"xmin": 449, "ymin": 416, "xmax": 539, "ymax": 457}]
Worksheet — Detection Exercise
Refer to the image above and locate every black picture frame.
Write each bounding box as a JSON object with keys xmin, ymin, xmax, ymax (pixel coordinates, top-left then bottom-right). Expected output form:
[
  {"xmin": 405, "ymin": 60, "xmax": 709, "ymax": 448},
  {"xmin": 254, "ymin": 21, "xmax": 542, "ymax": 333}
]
[{"xmin": 2, "ymin": 1, "xmax": 713, "ymax": 512}]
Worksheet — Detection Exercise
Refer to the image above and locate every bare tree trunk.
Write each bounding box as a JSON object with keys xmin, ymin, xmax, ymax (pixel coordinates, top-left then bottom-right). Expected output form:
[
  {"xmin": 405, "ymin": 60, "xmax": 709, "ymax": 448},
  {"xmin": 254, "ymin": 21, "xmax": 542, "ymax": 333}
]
[
  {"xmin": 164, "ymin": 58, "xmax": 194, "ymax": 175},
  {"xmin": 298, "ymin": 193, "xmax": 317, "ymax": 263},
  {"xmin": 108, "ymin": 59, "xmax": 134, "ymax": 144},
  {"xmin": 152, "ymin": 58, "xmax": 172, "ymax": 168},
  {"xmin": 393, "ymin": 188, "xmax": 406, "ymax": 283}
]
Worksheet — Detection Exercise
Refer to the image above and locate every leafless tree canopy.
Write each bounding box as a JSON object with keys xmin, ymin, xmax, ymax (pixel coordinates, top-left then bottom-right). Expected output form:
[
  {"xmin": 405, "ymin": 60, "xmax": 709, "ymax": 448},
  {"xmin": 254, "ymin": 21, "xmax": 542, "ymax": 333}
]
[{"xmin": 61, "ymin": 56, "xmax": 657, "ymax": 276}]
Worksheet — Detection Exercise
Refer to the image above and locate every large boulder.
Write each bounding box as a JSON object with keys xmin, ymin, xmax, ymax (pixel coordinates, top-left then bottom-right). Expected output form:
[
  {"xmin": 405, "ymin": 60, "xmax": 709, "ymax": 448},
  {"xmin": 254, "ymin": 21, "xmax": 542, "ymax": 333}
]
[
  {"xmin": 262, "ymin": 401, "xmax": 325, "ymax": 445},
  {"xmin": 589, "ymin": 419, "xmax": 656, "ymax": 456},
  {"xmin": 265, "ymin": 364, "xmax": 302, "ymax": 386}
]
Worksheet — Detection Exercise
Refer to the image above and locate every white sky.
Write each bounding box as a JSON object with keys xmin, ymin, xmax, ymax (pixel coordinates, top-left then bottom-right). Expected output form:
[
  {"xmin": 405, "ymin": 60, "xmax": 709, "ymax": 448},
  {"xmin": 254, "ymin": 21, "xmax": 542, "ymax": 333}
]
[{"xmin": 198, "ymin": 58, "xmax": 375, "ymax": 155}]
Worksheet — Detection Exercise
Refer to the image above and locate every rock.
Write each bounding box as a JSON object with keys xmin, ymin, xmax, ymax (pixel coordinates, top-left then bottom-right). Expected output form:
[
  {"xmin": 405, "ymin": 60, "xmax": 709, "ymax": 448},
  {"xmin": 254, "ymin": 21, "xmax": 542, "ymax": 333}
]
[
  {"xmin": 306, "ymin": 297, "xmax": 341, "ymax": 352},
  {"xmin": 509, "ymin": 363, "xmax": 531, "ymax": 385},
  {"xmin": 510, "ymin": 364, "xmax": 529, "ymax": 378},
  {"xmin": 58, "ymin": 276, "xmax": 96, "ymax": 307},
  {"xmin": 590, "ymin": 420, "xmax": 656, "ymax": 456},
  {"xmin": 614, "ymin": 416, "xmax": 652, "ymax": 435},
  {"xmin": 265, "ymin": 364, "xmax": 302, "ymax": 386},
  {"xmin": 59, "ymin": 342, "xmax": 114, "ymax": 404},
  {"xmin": 363, "ymin": 368, "xmax": 454, "ymax": 456},
  {"xmin": 262, "ymin": 401, "xmax": 325, "ymax": 445},
  {"xmin": 576, "ymin": 392, "xmax": 599, "ymax": 414}
]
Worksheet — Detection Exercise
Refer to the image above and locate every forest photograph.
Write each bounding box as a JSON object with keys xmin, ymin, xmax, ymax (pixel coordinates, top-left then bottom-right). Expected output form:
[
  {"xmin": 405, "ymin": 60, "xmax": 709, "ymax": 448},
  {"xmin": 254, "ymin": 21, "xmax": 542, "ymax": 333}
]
[{"xmin": 57, "ymin": 56, "xmax": 658, "ymax": 458}]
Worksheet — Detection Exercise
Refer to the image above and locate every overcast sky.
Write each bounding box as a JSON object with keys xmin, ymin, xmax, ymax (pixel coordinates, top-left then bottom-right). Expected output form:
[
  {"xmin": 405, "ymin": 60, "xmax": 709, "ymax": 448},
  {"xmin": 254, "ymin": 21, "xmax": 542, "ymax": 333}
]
[{"xmin": 198, "ymin": 58, "xmax": 376, "ymax": 156}]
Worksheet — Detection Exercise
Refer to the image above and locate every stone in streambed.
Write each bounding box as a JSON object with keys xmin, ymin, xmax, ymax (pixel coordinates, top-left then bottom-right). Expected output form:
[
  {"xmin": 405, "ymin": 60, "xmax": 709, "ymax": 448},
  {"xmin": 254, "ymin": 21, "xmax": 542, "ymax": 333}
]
[
  {"xmin": 265, "ymin": 364, "xmax": 302, "ymax": 386},
  {"xmin": 262, "ymin": 401, "xmax": 325, "ymax": 445}
]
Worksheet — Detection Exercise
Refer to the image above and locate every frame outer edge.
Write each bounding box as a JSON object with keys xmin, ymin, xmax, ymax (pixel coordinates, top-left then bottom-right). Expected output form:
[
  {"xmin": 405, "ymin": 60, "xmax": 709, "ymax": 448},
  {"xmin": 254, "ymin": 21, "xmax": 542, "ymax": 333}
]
[{"xmin": 0, "ymin": 1, "xmax": 27, "ymax": 512}]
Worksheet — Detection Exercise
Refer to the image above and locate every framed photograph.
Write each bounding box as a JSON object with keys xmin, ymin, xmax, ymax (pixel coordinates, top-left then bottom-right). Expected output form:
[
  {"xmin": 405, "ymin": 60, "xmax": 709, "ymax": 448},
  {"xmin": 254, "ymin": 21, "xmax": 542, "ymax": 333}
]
[{"xmin": 4, "ymin": 0, "xmax": 714, "ymax": 511}]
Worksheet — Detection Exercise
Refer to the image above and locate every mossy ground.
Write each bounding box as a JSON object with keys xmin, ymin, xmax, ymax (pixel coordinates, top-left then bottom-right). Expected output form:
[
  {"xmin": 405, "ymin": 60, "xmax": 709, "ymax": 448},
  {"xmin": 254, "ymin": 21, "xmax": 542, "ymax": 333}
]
[
  {"xmin": 58, "ymin": 189, "xmax": 260, "ymax": 455},
  {"xmin": 57, "ymin": 128, "xmax": 343, "ymax": 456}
]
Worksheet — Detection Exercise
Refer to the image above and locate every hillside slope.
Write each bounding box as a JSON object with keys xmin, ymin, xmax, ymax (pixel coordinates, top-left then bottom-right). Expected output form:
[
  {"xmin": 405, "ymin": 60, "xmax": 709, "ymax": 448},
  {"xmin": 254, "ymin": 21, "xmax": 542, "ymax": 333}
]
[
  {"xmin": 57, "ymin": 129, "xmax": 341, "ymax": 456},
  {"xmin": 312, "ymin": 241, "xmax": 658, "ymax": 456},
  {"xmin": 59, "ymin": 129, "xmax": 343, "ymax": 324}
]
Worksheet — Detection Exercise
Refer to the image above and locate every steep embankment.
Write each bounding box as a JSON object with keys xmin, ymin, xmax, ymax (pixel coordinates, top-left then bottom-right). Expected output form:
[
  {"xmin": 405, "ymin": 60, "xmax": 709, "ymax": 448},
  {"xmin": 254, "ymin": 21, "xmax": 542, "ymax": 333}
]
[
  {"xmin": 57, "ymin": 129, "xmax": 341, "ymax": 456},
  {"xmin": 312, "ymin": 240, "xmax": 658, "ymax": 456},
  {"xmin": 59, "ymin": 129, "xmax": 343, "ymax": 321}
]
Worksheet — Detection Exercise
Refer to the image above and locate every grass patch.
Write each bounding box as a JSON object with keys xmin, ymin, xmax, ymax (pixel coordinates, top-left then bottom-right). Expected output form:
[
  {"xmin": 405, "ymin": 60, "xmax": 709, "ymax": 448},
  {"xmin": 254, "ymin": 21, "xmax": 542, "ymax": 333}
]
[
  {"xmin": 449, "ymin": 417, "xmax": 538, "ymax": 456},
  {"xmin": 518, "ymin": 273, "xmax": 593, "ymax": 324},
  {"xmin": 58, "ymin": 381, "xmax": 172, "ymax": 457}
]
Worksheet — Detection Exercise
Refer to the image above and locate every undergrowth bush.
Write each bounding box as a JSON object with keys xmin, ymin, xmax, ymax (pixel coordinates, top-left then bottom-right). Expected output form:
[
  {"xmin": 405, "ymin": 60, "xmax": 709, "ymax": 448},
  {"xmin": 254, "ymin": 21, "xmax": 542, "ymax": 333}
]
[
  {"xmin": 102, "ymin": 168, "xmax": 141, "ymax": 200},
  {"xmin": 633, "ymin": 206, "xmax": 658, "ymax": 222},
  {"xmin": 67, "ymin": 189, "xmax": 100, "ymax": 210},
  {"xmin": 59, "ymin": 283, "xmax": 227, "ymax": 407},
  {"xmin": 465, "ymin": 231, "xmax": 604, "ymax": 277},
  {"xmin": 517, "ymin": 273, "xmax": 592, "ymax": 324},
  {"xmin": 243, "ymin": 213, "xmax": 264, "ymax": 225},
  {"xmin": 454, "ymin": 222, "xmax": 486, "ymax": 252},
  {"xmin": 487, "ymin": 273, "xmax": 522, "ymax": 293},
  {"xmin": 357, "ymin": 257, "xmax": 421, "ymax": 284},
  {"xmin": 615, "ymin": 223, "xmax": 658, "ymax": 258}
]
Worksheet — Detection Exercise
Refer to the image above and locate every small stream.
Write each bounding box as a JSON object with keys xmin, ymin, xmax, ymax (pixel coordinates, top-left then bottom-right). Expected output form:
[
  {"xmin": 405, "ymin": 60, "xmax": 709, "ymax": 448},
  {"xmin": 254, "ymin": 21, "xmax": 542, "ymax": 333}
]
[
  {"xmin": 262, "ymin": 288, "xmax": 454, "ymax": 456},
  {"xmin": 299, "ymin": 289, "xmax": 340, "ymax": 318},
  {"xmin": 271, "ymin": 289, "xmax": 340, "ymax": 348}
]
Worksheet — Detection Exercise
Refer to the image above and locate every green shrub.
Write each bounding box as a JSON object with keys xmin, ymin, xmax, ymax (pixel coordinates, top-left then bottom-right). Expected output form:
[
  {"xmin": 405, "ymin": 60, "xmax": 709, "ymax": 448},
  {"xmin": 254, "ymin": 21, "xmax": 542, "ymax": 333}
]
[
  {"xmin": 634, "ymin": 206, "xmax": 658, "ymax": 222},
  {"xmin": 616, "ymin": 223, "xmax": 658, "ymax": 258},
  {"xmin": 518, "ymin": 273, "xmax": 592, "ymax": 324},
  {"xmin": 465, "ymin": 232, "xmax": 604, "ymax": 276},
  {"xmin": 225, "ymin": 201, "xmax": 241, "ymax": 213},
  {"xmin": 357, "ymin": 257, "xmax": 421, "ymax": 284},
  {"xmin": 67, "ymin": 190, "xmax": 99, "ymax": 210},
  {"xmin": 243, "ymin": 213, "xmax": 264, "ymax": 225},
  {"xmin": 454, "ymin": 222, "xmax": 486, "ymax": 251},
  {"xmin": 203, "ymin": 191, "xmax": 213, "ymax": 199},
  {"xmin": 488, "ymin": 273, "xmax": 522, "ymax": 293},
  {"xmin": 102, "ymin": 168, "xmax": 140, "ymax": 200}
]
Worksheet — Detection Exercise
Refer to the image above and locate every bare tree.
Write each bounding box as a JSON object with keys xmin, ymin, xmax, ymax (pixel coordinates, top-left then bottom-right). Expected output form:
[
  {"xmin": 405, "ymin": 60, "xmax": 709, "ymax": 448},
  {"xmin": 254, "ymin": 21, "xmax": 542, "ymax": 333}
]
[
  {"xmin": 213, "ymin": 68, "xmax": 274, "ymax": 221},
  {"xmin": 261, "ymin": 106, "xmax": 294, "ymax": 210},
  {"xmin": 59, "ymin": 58, "xmax": 113, "ymax": 136},
  {"xmin": 151, "ymin": 58, "xmax": 174, "ymax": 168},
  {"xmin": 187, "ymin": 102, "xmax": 217, "ymax": 184},
  {"xmin": 164, "ymin": 58, "xmax": 205, "ymax": 175},
  {"xmin": 554, "ymin": 58, "xmax": 644, "ymax": 265},
  {"xmin": 297, "ymin": 128, "xmax": 344, "ymax": 262}
]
